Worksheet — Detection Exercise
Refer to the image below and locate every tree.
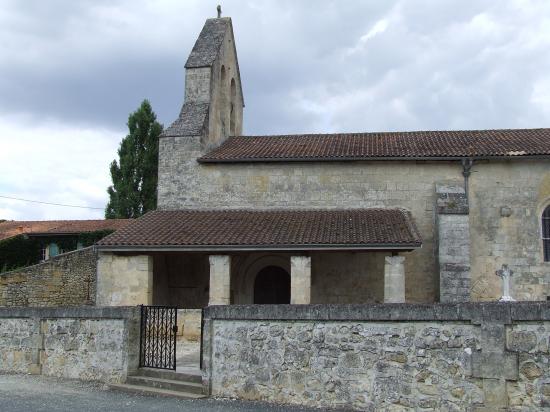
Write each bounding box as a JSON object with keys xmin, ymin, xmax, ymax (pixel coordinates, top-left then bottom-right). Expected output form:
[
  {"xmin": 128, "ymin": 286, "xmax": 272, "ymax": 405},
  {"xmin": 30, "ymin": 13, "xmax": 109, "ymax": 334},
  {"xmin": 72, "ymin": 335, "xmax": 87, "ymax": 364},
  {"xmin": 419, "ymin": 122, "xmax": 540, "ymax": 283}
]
[{"xmin": 105, "ymin": 100, "xmax": 163, "ymax": 219}]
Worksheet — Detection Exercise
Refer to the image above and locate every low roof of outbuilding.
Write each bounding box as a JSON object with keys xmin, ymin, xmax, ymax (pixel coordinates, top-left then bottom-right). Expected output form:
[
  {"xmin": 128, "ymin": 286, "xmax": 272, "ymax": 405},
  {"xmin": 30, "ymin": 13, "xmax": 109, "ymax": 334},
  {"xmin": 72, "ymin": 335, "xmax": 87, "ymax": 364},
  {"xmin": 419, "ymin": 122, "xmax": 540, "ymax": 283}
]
[
  {"xmin": 96, "ymin": 208, "xmax": 422, "ymax": 252},
  {"xmin": 0, "ymin": 219, "xmax": 131, "ymax": 241}
]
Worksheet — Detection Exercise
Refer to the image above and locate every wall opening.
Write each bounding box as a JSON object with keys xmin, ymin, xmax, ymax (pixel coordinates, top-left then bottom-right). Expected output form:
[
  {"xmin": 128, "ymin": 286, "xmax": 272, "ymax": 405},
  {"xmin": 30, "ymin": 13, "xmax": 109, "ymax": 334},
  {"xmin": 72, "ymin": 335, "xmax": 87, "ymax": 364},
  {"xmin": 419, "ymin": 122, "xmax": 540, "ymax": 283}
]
[
  {"xmin": 230, "ymin": 78, "xmax": 236, "ymax": 135},
  {"xmin": 219, "ymin": 65, "xmax": 227, "ymax": 138},
  {"xmin": 542, "ymin": 205, "xmax": 550, "ymax": 261},
  {"xmin": 253, "ymin": 265, "xmax": 290, "ymax": 304}
]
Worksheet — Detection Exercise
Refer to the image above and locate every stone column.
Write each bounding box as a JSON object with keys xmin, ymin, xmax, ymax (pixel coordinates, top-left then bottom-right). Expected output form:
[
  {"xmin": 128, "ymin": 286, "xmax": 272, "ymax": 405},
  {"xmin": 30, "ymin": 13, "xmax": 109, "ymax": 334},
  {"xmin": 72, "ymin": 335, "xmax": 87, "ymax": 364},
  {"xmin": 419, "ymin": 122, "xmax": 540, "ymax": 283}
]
[
  {"xmin": 209, "ymin": 255, "xmax": 231, "ymax": 305},
  {"xmin": 384, "ymin": 255, "xmax": 405, "ymax": 303},
  {"xmin": 290, "ymin": 256, "xmax": 311, "ymax": 304},
  {"xmin": 96, "ymin": 253, "xmax": 153, "ymax": 306}
]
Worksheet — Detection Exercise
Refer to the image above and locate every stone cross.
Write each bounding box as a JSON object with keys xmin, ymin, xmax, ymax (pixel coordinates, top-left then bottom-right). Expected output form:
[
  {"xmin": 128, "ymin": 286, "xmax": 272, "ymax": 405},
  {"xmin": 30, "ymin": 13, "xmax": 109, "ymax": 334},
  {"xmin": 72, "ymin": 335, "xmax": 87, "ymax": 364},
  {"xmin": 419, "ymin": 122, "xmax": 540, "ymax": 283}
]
[
  {"xmin": 495, "ymin": 264, "xmax": 515, "ymax": 302},
  {"xmin": 217, "ymin": 5, "xmax": 222, "ymax": 18}
]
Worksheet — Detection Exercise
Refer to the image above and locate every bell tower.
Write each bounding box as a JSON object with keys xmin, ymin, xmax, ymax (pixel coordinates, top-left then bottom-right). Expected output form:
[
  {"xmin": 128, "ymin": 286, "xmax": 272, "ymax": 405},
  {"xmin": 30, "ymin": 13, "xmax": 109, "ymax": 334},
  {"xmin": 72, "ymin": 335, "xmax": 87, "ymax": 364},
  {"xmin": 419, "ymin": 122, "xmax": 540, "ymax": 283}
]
[
  {"xmin": 182, "ymin": 9, "xmax": 244, "ymax": 150},
  {"xmin": 158, "ymin": 9, "xmax": 245, "ymax": 209}
]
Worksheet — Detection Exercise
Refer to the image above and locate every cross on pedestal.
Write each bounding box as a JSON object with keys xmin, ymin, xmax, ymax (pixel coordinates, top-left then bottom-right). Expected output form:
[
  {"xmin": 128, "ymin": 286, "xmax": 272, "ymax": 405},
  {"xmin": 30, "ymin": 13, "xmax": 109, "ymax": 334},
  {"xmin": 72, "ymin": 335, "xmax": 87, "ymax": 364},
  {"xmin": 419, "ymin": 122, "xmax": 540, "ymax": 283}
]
[{"xmin": 495, "ymin": 264, "xmax": 515, "ymax": 302}]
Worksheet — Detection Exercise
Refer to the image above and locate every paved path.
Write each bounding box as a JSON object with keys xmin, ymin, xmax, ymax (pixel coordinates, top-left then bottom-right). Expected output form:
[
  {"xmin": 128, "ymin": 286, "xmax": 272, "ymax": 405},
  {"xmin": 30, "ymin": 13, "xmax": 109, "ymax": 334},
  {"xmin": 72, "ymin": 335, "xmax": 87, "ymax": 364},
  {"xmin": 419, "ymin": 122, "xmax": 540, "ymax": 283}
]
[
  {"xmin": 0, "ymin": 374, "xmax": 330, "ymax": 412},
  {"xmin": 176, "ymin": 339, "xmax": 200, "ymax": 374}
]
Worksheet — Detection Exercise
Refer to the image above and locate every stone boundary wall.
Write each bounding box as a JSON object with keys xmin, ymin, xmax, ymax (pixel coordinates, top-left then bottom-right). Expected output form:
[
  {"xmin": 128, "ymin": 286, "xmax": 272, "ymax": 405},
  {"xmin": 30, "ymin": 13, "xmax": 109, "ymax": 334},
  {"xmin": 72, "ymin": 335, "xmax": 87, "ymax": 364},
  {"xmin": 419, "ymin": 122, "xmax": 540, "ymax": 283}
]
[
  {"xmin": 0, "ymin": 247, "xmax": 97, "ymax": 307},
  {"xmin": 0, "ymin": 306, "xmax": 140, "ymax": 383},
  {"xmin": 202, "ymin": 303, "xmax": 550, "ymax": 411}
]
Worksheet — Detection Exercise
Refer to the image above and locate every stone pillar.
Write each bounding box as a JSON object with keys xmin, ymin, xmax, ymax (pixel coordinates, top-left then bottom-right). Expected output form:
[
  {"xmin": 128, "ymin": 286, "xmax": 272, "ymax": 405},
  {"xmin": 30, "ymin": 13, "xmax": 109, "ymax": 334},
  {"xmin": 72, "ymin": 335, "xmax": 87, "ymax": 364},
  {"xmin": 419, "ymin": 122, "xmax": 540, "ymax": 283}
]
[
  {"xmin": 472, "ymin": 320, "xmax": 518, "ymax": 410},
  {"xmin": 436, "ymin": 183, "xmax": 471, "ymax": 303},
  {"xmin": 96, "ymin": 253, "xmax": 153, "ymax": 306},
  {"xmin": 290, "ymin": 256, "xmax": 311, "ymax": 304},
  {"xmin": 209, "ymin": 255, "xmax": 231, "ymax": 305},
  {"xmin": 384, "ymin": 255, "xmax": 405, "ymax": 303}
]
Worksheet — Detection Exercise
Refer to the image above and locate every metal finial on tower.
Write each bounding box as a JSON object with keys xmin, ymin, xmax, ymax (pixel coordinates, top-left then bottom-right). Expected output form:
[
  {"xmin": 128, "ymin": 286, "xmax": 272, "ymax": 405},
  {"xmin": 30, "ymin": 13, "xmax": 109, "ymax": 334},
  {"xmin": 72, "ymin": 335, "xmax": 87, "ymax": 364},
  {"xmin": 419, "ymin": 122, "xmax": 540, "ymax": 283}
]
[{"xmin": 217, "ymin": 5, "xmax": 222, "ymax": 18}]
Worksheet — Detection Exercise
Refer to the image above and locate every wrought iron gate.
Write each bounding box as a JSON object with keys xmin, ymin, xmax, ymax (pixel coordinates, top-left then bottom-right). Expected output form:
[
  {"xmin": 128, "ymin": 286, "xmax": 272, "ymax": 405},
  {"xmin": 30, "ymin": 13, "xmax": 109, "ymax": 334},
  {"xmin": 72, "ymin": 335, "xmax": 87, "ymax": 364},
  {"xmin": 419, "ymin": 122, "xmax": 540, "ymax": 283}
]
[{"xmin": 139, "ymin": 305, "xmax": 177, "ymax": 370}]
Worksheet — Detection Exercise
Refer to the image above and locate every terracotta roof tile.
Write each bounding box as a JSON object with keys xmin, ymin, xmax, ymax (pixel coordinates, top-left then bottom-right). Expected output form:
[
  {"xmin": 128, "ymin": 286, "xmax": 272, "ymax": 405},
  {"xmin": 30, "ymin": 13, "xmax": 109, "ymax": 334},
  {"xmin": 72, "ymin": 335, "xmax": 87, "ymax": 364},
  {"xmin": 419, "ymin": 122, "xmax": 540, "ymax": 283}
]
[
  {"xmin": 97, "ymin": 209, "xmax": 421, "ymax": 250},
  {"xmin": 198, "ymin": 128, "xmax": 550, "ymax": 162},
  {"xmin": 0, "ymin": 219, "xmax": 131, "ymax": 241}
]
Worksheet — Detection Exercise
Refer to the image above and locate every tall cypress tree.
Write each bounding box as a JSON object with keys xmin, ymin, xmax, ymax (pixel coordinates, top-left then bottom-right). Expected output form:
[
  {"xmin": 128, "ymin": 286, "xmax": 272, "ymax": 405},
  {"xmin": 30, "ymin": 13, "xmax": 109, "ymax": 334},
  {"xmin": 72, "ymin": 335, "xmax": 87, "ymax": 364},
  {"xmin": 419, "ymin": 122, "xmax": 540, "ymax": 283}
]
[{"xmin": 105, "ymin": 100, "xmax": 163, "ymax": 219}]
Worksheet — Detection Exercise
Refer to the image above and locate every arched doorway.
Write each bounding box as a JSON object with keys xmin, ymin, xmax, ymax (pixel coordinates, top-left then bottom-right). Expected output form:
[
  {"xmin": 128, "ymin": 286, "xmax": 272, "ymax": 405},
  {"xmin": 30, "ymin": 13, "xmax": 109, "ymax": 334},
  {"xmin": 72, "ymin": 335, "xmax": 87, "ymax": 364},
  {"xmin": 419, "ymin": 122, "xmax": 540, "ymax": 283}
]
[{"xmin": 253, "ymin": 266, "xmax": 290, "ymax": 304}]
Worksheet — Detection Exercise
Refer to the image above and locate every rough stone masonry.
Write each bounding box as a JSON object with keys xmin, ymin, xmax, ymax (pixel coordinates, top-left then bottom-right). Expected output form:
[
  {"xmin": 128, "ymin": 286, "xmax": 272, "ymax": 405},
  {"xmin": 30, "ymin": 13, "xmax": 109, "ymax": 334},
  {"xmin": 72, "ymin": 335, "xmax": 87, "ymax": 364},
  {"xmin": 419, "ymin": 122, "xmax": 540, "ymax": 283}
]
[
  {"xmin": 0, "ymin": 306, "xmax": 140, "ymax": 383},
  {"xmin": 0, "ymin": 247, "xmax": 97, "ymax": 307},
  {"xmin": 202, "ymin": 303, "xmax": 550, "ymax": 411}
]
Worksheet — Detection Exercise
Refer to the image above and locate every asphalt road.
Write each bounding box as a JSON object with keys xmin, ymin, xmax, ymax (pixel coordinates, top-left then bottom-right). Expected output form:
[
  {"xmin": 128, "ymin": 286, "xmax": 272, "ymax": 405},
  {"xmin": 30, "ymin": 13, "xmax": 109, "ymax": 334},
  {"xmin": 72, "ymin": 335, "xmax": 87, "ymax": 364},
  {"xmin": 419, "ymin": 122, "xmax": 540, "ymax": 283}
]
[{"xmin": 0, "ymin": 374, "xmax": 332, "ymax": 412}]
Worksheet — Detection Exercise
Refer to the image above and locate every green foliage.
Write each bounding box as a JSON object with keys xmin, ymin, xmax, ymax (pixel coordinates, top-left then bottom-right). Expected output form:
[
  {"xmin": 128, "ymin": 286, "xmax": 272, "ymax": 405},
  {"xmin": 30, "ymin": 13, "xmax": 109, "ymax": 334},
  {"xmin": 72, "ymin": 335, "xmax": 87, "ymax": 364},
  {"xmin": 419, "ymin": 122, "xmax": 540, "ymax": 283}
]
[
  {"xmin": 0, "ymin": 231, "xmax": 114, "ymax": 273},
  {"xmin": 105, "ymin": 99, "xmax": 163, "ymax": 218},
  {"xmin": 0, "ymin": 235, "xmax": 41, "ymax": 273},
  {"xmin": 77, "ymin": 230, "xmax": 115, "ymax": 247}
]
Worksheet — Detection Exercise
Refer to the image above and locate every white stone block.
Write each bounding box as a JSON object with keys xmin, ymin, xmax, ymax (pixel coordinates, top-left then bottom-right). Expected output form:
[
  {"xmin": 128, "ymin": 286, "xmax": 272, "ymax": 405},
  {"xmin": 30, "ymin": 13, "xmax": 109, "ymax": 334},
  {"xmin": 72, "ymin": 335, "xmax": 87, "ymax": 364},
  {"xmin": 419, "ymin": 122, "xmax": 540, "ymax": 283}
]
[{"xmin": 384, "ymin": 255, "xmax": 405, "ymax": 303}]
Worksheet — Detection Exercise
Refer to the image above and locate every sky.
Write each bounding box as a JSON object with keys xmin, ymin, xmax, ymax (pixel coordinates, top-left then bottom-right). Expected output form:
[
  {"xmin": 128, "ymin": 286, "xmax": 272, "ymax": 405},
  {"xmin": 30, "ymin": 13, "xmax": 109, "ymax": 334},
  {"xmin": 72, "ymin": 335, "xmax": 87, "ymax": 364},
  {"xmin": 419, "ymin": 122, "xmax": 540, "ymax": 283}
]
[{"xmin": 1, "ymin": 0, "xmax": 550, "ymax": 221}]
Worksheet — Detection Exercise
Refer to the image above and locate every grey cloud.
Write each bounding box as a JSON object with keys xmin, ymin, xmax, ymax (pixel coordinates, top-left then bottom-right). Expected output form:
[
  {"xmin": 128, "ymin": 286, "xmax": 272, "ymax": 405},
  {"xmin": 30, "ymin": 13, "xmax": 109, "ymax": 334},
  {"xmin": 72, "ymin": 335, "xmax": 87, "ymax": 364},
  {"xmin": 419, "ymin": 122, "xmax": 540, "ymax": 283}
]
[
  {"xmin": 2, "ymin": 0, "xmax": 550, "ymax": 220},
  {"xmin": 2, "ymin": 0, "xmax": 550, "ymax": 135}
]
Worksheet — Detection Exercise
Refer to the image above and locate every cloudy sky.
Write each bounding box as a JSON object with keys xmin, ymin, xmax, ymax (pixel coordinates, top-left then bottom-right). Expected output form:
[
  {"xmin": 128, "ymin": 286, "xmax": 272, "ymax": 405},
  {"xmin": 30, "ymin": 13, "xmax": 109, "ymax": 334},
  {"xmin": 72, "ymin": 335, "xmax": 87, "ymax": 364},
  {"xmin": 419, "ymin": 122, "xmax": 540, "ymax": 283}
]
[{"xmin": 1, "ymin": 0, "xmax": 550, "ymax": 220}]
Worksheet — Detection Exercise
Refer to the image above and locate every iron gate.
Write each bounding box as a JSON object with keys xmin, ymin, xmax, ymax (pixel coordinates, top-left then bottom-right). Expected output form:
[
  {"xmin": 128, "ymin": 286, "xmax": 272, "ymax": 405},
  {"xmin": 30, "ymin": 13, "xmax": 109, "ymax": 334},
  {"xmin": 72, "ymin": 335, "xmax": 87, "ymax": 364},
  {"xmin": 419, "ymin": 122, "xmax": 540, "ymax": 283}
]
[{"xmin": 139, "ymin": 305, "xmax": 177, "ymax": 370}]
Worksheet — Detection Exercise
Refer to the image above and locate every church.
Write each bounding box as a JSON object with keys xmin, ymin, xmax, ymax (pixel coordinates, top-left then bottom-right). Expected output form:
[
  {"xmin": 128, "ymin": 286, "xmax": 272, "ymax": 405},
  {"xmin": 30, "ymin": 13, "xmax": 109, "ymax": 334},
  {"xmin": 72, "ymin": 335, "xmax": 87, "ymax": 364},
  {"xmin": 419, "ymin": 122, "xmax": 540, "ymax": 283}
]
[{"xmin": 95, "ymin": 13, "xmax": 550, "ymax": 308}]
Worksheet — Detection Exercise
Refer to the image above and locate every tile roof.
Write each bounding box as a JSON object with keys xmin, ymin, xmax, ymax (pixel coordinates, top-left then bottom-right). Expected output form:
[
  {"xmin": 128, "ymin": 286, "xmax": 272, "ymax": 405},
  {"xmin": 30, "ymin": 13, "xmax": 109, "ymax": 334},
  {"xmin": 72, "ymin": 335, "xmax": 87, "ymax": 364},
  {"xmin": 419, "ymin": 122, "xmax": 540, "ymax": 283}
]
[
  {"xmin": 185, "ymin": 18, "xmax": 230, "ymax": 68},
  {"xmin": 198, "ymin": 128, "xmax": 550, "ymax": 162},
  {"xmin": 162, "ymin": 102, "xmax": 209, "ymax": 137},
  {"xmin": 97, "ymin": 209, "xmax": 421, "ymax": 250},
  {"xmin": 0, "ymin": 219, "xmax": 131, "ymax": 241}
]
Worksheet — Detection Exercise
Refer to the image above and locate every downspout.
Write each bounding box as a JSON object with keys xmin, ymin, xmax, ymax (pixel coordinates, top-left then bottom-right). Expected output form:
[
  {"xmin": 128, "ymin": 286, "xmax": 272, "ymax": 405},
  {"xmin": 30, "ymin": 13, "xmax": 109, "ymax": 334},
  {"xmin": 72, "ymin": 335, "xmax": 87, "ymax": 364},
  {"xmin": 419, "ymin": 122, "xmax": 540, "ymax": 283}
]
[{"xmin": 461, "ymin": 158, "xmax": 474, "ymax": 200}]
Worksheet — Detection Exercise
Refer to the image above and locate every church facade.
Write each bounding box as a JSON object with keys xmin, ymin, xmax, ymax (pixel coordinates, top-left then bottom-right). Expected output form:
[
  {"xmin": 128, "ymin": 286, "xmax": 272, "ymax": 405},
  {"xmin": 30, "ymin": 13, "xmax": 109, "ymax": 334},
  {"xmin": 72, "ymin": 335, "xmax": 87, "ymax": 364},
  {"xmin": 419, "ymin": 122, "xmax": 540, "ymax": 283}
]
[{"xmin": 95, "ymin": 15, "xmax": 550, "ymax": 308}]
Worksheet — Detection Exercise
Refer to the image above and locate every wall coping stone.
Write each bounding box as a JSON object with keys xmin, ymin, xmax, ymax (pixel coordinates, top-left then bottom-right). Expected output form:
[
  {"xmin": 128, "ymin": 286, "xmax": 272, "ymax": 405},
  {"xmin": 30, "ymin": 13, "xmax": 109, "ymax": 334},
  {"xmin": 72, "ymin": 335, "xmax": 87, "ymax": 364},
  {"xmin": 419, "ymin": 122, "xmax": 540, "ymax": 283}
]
[
  {"xmin": 0, "ymin": 305, "xmax": 140, "ymax": 319},
  {"xmin": 203, "ymin": 302, "xmax": 550, "ymax": 322}
]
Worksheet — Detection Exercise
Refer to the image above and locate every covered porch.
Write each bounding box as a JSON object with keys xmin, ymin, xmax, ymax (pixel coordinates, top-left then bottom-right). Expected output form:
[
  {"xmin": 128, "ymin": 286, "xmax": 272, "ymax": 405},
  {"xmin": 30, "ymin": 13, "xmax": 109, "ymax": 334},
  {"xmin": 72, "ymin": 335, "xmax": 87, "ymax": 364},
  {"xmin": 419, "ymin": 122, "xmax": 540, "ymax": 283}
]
[
  {"xmin": 95, "ymin": 209, "xmax": 421, "ymax": 307},
  {"xmin": 155, "ymin": 251, "xmax": 410, "ymax": 306}
]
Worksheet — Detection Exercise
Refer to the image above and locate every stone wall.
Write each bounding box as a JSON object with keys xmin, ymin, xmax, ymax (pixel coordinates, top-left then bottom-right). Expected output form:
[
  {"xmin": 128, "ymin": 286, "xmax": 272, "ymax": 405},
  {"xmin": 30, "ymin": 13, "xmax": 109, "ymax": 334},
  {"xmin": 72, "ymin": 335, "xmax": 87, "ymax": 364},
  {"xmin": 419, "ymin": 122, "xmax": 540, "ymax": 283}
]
[
  {"xmin": 470, "ymin": 161, "xmax": 550, "ymax": 301},
  {"xmin": 202, "ymin": 303, "xmax": 550, "ymax": 411},
  {"xmin": 158, "ymin": 157, "xmax": 458, "ymax": 303},
  {"xmin": 96, "ymin": 253, "xmax": 152, "ymax": 306},
  {"xmin": 0, "ymin": 247, "xmax": 96, "ymax": 307},
  {"xmin": 158, "ymin": 146, "xmax": 550, "ymax": 302},
  {"xmin": 0, "ymin": 306, "xmax": 140, "ymax": 383},
  {"xmin": 311, "ymin": 252, "xmax": 386, "ymax": 304},
  {"xmin": 231, "ymin": 252, "xmax": 386, "ymax": 305}
]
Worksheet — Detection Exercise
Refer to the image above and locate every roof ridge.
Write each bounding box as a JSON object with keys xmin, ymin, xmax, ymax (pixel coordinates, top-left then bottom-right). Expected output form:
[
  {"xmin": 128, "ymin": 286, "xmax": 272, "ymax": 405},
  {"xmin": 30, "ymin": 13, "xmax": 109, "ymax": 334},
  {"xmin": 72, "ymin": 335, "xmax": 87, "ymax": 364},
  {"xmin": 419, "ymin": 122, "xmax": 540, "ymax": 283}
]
[
  {"xmin": 198, "ymin": 128, "xmax": 550, "ymax": 162},
  {"xmin": 234, "ymin": 127, "xmax": 550, "ymax": 139}
]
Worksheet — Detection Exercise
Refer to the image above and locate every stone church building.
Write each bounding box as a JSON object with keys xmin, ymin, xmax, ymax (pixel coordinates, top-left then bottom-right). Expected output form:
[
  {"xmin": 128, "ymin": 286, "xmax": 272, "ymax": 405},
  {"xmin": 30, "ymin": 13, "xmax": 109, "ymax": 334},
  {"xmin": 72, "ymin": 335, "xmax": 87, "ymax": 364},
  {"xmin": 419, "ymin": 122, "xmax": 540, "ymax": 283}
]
[{"xmin": 96, "ymin": 15, "xmax": 550, "ymax": 308}]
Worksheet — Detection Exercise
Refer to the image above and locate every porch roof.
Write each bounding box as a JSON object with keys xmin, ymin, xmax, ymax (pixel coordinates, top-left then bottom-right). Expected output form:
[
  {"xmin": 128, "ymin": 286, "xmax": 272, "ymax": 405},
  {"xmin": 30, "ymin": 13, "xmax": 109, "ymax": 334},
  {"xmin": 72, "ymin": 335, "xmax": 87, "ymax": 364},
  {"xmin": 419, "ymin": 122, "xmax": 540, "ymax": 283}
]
[{"xmin": 96, "ymin": 209, "xmax": 422, "ymax": 252}]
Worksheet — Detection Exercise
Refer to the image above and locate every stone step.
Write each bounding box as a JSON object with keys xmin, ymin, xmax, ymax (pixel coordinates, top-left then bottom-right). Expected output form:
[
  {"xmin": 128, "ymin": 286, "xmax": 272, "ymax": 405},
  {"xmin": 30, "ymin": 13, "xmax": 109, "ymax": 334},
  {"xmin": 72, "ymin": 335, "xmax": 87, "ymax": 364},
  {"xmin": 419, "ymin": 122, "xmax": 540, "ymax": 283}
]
[
  {"xmin": 135, "ymin": 367, "xmax": 202, "ymax": 384},
  {"xmin": 125, "ymin": 375, "xmax": 204, "ymax": 394},
  {"xmin": 109, "ymin": 383, "xmax": 205, "ymax": 399}
]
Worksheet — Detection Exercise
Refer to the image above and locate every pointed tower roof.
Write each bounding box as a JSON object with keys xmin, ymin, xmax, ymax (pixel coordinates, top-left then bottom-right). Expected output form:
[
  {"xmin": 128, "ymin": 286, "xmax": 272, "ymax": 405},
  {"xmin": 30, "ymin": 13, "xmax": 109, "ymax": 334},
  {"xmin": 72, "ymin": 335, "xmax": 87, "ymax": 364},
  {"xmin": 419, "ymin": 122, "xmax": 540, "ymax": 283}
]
[{"xmin": 185, "ymin": 17, "xmax": 231, "ymax": 68}]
